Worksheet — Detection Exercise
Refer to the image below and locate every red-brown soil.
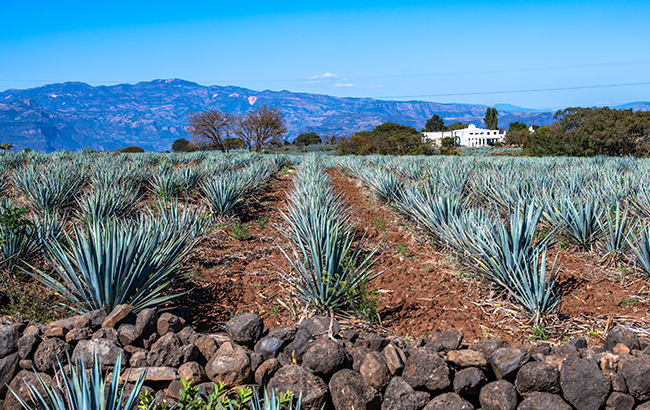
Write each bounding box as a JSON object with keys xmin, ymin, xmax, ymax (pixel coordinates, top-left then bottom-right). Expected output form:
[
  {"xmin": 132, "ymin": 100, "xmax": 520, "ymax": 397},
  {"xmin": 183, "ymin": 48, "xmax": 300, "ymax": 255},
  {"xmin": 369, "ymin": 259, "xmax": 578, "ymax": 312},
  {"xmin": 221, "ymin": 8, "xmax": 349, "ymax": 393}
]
[{"xmin": 176, "ymin": 168, "xmax": 650, "ymax": 346}]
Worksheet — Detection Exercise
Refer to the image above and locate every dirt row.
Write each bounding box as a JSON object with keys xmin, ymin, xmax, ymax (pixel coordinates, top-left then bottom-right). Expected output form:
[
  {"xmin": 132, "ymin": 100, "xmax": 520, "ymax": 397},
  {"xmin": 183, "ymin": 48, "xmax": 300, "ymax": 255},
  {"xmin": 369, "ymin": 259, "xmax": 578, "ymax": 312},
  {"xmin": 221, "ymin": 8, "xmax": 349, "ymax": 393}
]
[{"xmin": 175, "ymin": 168, "xmax": 650, "ymax": 345}]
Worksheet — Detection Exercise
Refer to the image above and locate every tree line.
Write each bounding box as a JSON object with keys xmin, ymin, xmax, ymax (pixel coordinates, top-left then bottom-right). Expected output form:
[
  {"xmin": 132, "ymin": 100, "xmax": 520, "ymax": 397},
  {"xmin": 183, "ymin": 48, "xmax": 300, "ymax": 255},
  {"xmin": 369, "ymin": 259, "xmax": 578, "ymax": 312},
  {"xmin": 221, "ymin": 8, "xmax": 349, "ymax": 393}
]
[{"xmin": 515, "ymin": 107, "xmax": 650, "ymax": 157}]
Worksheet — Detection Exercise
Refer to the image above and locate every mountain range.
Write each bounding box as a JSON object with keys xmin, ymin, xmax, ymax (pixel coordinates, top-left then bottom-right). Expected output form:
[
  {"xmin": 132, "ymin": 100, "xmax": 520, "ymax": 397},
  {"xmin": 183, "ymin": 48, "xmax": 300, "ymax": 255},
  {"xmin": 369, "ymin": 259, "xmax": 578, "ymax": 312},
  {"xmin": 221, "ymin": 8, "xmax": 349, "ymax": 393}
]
[{"xmin": 0, "ymin": 79, "xmax": 645, "ymax": 152}]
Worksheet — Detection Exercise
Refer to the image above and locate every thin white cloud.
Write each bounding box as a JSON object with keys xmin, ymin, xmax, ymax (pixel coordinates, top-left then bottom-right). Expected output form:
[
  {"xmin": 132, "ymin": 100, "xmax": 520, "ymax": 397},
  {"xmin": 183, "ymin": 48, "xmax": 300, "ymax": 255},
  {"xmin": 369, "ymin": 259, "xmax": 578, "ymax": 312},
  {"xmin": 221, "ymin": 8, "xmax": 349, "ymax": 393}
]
[
  {"xmin": 369, "ymin": 84, "xmax": 384, "ymax": 88},
  {"xmin": 333, "ymin": 83, "xmax": 356, "ymax": 87},
  {"xmin": 310, "ymin": 72, "xmax": 338, "ymax": 79}
]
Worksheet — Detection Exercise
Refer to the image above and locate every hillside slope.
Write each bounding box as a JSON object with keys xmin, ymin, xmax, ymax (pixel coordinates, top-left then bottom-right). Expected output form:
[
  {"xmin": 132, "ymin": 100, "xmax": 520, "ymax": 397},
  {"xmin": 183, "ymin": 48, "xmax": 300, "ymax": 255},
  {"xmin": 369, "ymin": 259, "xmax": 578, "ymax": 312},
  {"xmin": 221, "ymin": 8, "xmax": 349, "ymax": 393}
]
[{"xmin": 0, "ymin": 79, "xmax": 557, "ymax": 151}]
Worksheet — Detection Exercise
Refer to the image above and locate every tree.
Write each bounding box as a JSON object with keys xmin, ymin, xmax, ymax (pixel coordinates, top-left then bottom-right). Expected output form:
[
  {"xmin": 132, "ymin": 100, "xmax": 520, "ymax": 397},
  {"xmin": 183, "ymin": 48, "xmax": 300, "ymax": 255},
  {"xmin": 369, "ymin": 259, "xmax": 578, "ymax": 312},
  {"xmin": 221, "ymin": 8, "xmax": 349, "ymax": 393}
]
[
  {"xmin": 508, "ymin": 121, "xmax": 529, "ymax": 132},
  {"xmin": 484, "ymin": 108, "xmax": 498, "ymax": 130},
  {"xmin": 523, "ymin": 107, "xmax": 650, "ymax": 157},
  {"xmin": 338, "ymin": 122, "xmax": 433, "ymax": 156},
  {"xmin": 441, "ymin": 136, "xmax": 456, "ymax": 148},
  {"xmin": 233, "ymin": 105, "xmax": 287, "ymax": 152},
  {"xmin": 0, "ymin": 143, "xmax": 13, "ymax": 151},
  {"xmin": 294, "ymin": 132, "xmax": 322, "ymax": 146},
  {"xmin": 424, "ymin": 114, "xmax": 446, "ymax": 132},
  {"xmin": 171, "ymin": 138, "xmax": 190, "ymax": 152},
  {"xmin": 446, "ymin": 122, "xmax": 469, "ymax": 131},
  {"xmin": 120, "ymin": 146, "xmax": 145, "ymax": 153},
  {"xmin": 187, "ymin": 109, "xmax": 234, "ymax": 152}
]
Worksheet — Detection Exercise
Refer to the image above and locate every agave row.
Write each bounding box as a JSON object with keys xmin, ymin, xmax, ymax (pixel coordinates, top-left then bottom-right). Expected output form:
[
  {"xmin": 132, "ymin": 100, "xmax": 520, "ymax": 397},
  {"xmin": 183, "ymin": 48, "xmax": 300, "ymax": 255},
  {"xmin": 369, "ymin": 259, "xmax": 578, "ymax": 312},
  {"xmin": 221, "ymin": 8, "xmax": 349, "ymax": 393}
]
[{"xmin": 280, "ymin": 155, "xmax": 381, "ymax": 315}]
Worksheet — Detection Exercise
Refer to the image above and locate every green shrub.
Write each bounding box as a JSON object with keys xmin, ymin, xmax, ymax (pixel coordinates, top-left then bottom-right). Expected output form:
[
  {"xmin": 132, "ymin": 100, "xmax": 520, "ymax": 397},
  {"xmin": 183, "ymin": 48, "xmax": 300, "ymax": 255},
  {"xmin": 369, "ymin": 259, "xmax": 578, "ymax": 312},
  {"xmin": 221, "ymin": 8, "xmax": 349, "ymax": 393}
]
[
  {"xmin": 231, "ymin": 222, "xmax": 250, "ymax": 240},
  {"xmin": 120, "ymin": 146, "xmax": 145, "ymax": 153}
]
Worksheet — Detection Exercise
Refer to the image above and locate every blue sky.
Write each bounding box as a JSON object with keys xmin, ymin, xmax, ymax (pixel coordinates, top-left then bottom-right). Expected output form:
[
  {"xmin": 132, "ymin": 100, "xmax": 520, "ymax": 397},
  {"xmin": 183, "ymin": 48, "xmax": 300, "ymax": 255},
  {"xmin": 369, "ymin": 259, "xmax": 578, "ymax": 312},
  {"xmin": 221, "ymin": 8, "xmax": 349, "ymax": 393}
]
[{"xmin": 1, "ymin": 0, "xmax": 649, "ymax": 109}]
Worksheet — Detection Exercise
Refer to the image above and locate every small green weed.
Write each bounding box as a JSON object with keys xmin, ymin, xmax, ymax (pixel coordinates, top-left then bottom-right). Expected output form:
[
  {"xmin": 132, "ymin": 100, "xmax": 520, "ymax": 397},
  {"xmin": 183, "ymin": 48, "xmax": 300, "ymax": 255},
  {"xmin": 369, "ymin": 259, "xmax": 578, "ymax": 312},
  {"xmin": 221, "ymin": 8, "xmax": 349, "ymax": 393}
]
[
  {"xmin": 373, "ymin": 216, "xmax": 387, "ymax": 233},
  {"xmin": 527, "ymin": 323, "xmax": 550, "ymax": 342},
  {"xmin": 258, "ymin": 213, "xmax": 271, "ymax": 229},
  {"xmin": 271, "ymin": 305, "xmax": 280, "ymax": 314},
  {"xmin": 395, "ymin": 244, "xmax": 408, "ymax": 257},
  {"xmin": 619, "ymin": 298, "xmax": 639, "ymax": 307},
  {"xmin": 139, "ymin": 379, "xmax": 268, "ymax": 410},
  {"xmin": 231, "ymin": 222, "xmax": 250, "ymax": 241},
  {"xmin": 0, "ymin": 278, "xmax": 69, "ymax": 324}
]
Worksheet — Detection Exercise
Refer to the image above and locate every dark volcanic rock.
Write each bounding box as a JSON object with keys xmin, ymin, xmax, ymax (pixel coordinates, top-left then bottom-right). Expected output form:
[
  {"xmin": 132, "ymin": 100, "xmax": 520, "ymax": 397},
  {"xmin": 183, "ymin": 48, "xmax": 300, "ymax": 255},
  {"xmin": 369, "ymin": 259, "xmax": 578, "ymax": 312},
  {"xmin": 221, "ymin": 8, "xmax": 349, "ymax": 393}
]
[
  {"xmin": 205, "ymin": 342, "xmax": 252, "ymax": 386},
  {"xmin": 381, "ymin": 377, "xmax": 430, "ymax": 410},
  {"xmin": 284, "ymin": 329, "xmax": 314, "ymax": 365},
  {"xmin": 299, "ymin": 315, "xmax": 340, "ymax": 338},
  {"xmin": 453, "ymin": 367, "xmax": 487, "ymax": 396},
  {"xmin": 0, "ymin": 352, "xmax": 20, "ymax": 397},
  {"xmin": 226, "ymin": 313, "xmax": 264, "ymax": 346},
  {"xmin": 135, "ymin": 308, "xmax": 158, "ymax": 336},
  {"xmin": 518, "ymin": 392, "xmax": 572, "ymax": 410},
  {"xmin": 360, "ymin": 351, "xmax": 392, "ymax": 391},
  {"xmin": 618, "ymin": 355, "xmax": 650, "ymax": 401},
  {"xmin": 255, "ymin": 336, "xmax": 285, "ymax": 361},
  {"xmin": 255, "ymin": 358, "xmax": 281, "ymax": 386},
  {"xmin": 0, "ymin": 325, "xmax": 20, "ymax": 357},
  {"xmin": 560, "ymin": 357, "xmax": 610, "ymax": 410},
  {"xmin": 490, "ymin": 348, "xmax": 530, "ymax": 380},
  {"xmin": 147, "ymin": 332, "xmax": 184, "ymax": 367},
  {"xmin": 605, "ymin": 392, "xmax": 635, "ymax": 410},
  {"xmin": 17, "ymin": 332, "xmax": 41, "ymax": 359},
  {"xmin": 422, "ymin": 393, "xmax": 473, "ymax": 410},
  {"xmin": 101, "ymin": 304, "xmax": 133, "ymax": 328},
  {"xmin": 302, "ymin": 338, "xmax": 347, "ymax": 376},
  {"xmin": 424, "ymin": 330, "xmax": 463, "ymax": 353},
  {"xmin": 479, "ymin": 380, "xmax": 517, "ymax": 410},
  {"xmin": 4, "ymin": 370, "xmax": 53, "ymax": 410},
  {"xmin": 515, "ymin": 361, "xmax": 560, "ymax": 397},
  {"xmin": 605, "ymin": 325, "xmax": 639, "ymax": 352},
  {"xmin": 402, "ymin": 348, "xmax": 450, "ymax": 391},
  {"xmin": 267, "ymin": 365, "xmax": 328, "ymax": 410},
  {"xmin": 72, "ymin": 339, "xmax": 124, "ymax": 370},
  {"xmin": 33, "ymin": 338, "xmax": 71, "ymax": 373},
  {"xmin": 329, "ymin": 369, "xmax": 381, "ymax": 410}
]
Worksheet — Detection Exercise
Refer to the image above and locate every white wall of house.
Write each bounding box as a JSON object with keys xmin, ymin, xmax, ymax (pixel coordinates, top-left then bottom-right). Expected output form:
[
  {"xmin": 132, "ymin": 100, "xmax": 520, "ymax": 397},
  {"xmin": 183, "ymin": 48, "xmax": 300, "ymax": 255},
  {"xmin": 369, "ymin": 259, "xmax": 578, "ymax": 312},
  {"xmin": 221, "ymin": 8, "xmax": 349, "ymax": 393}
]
[{"xmin": 423, "ymin": 124, "xmax": 506, "ymax": 147}]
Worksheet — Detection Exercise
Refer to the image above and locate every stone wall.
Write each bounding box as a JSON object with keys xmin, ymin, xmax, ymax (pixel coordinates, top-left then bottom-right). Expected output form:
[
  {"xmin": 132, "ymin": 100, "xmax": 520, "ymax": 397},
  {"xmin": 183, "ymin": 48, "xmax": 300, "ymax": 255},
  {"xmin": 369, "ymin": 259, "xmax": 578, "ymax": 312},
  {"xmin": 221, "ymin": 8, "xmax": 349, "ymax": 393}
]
[{"xmin": 1, "ymin": 305, "xmax": 650, "ymax": 410}]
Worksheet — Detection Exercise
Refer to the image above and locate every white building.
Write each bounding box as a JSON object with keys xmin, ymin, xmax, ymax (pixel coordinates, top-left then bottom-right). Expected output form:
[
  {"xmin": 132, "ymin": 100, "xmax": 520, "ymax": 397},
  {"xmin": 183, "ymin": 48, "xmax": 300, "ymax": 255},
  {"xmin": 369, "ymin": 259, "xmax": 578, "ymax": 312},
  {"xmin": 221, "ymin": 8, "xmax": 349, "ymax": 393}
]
[{"xmin": 423, "ymin": 124, "xmax": 506, "ymax": 147}]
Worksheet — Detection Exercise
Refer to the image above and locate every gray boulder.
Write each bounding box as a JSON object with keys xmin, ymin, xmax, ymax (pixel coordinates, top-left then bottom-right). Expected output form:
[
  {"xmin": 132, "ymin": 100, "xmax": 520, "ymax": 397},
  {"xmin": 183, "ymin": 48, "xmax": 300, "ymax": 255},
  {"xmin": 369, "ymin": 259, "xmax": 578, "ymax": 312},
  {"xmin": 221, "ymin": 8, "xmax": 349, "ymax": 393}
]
[
  {"xmin": 302, "ymin": 338, "xmax": 347, "ymax": 376},
  {"xmin": 605, "ymin": 325, "xmax": 639, "ymax": 352},
  {"xmin": 517, "ymin": 392, "xmax": 571, "ymax": 410},
  {"xmin": 0, "ymin": 325, "xmax": 20, "ymax": 357},
  {"xmin": 454, "ymin": 367, "xmax": 487, "ymax": 396},
  {"xmin": 479, "ymin": 380, "xmax": 518, "ymax": 410},
  {"xmin": 560, "ymin": 357, "xmax": 610, "ymax": 410},
  {"xmin": 424, "ymin": 330, "xmax": 463, "ymax": 353},
  {"xmin": 402, "ymin": 348, "xmax": 450, "ymax": 391},
  {"xmin": 226, "ymin": 313, "xmax": 264, "ymax": 345},
  {"xmin": 618, "ymin": 355, "xmax": 650, "ymax": 401},
  {"xmin": 381, "ymin": 377, "xmax": 431, "ymax": 410},
  {"xmin": 267, "ymin": 365, "xmax": 328, "ymax": 410},
  {"xmin": 33, "ymin": 338, "xmax": 70, "ymax": 373},
  {"xmin": 515, "ymin": 361, "xmax": 560, "ymax": 397},
  {"xmin": 72, "ymin": 339, "xmax": 125, "ymax": 370},
  {"xmin": 423, "ymin": 393, "xmax": 473, "ymax": 410},
  {"xmin": 205, "ymin": 341, "xmax": 252, "ymax": 386},
  {"xmin": 329, "ymin": 369, "xmax": 381, "ymax": 410},
  {"xmin": 299, "ymin": 315, "xmax": 340, "ymax": 338},
  {"xmin": 490, "ymin": 348, "xmax": 530, "ymax": 380}
]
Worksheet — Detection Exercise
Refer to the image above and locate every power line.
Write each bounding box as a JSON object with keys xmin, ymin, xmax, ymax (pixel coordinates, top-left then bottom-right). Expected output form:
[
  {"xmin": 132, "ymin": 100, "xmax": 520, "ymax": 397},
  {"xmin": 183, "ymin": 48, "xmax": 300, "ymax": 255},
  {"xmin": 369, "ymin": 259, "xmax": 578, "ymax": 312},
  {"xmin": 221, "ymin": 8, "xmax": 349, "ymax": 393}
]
[{"xmin": 375, "ymin": 81, "xmax": 650, "ymax": 99}]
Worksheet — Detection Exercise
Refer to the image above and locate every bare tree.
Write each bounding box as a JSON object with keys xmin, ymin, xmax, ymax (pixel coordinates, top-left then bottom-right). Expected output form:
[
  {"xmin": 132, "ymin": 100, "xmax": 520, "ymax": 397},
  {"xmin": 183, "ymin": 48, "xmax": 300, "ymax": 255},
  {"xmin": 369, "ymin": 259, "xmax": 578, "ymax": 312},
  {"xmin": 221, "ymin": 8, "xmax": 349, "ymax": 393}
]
[
  {"xmin": 232, "ymin": 112, "xmax": 257, "ymax": 152},
  {"xmin": 186, "ymin": 109, "xmax": 234, "ymax": 152},
  {"xmin": 233, "ymin": 105, "xmax": 287, "ymax": 152}
]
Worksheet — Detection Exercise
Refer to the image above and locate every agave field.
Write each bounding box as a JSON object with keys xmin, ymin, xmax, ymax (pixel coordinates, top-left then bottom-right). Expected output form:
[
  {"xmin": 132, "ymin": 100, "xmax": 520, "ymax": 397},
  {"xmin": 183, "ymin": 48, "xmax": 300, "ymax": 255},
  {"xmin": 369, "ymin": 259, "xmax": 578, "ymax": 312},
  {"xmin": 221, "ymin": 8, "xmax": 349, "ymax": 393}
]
[{"xmin": 0, "ymin": 150, "xmax": 649, "ymax": 344}]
